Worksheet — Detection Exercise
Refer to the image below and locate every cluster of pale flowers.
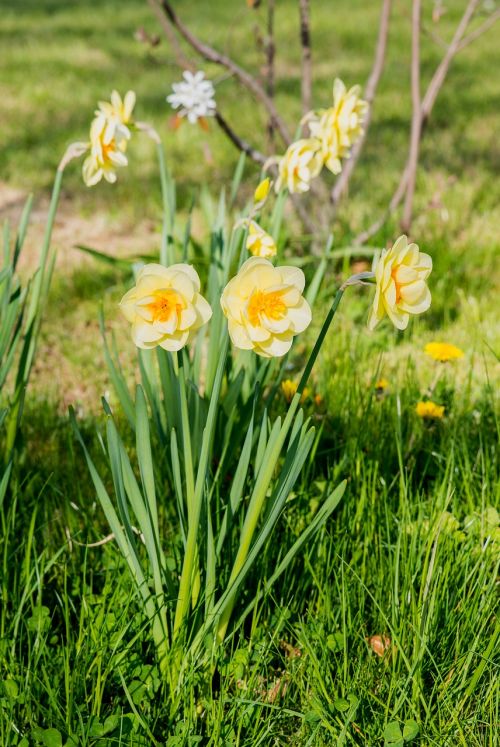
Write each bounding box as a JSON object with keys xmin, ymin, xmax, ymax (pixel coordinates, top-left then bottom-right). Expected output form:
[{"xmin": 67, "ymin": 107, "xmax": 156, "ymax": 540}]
[
  {"xmin": 120, "ymin": 233, "xmax": 432, "ymax": 356},
  {"xmin": 82, "ymin": 91, "xmax": 137, "ymax": 186},
  {"xmin": 167, "ymin": 70, "xmax": 216, "ymax": 125},
  {"xmin": 272, "ymin": 79, "xmax": 368, "ymax": 194}
]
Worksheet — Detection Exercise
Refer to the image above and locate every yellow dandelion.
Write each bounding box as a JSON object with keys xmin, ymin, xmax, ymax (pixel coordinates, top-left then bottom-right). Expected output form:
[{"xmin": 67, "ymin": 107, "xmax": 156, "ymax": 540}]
[
  {"xmin": 375, "ymin": 378, "xmax": 389, "ymax": 391},
  {"xmin": 416, "ymin": 401, "xmax": 445, "ymax": 419},
  {"xmin": 424, "ymin": 342, "xmax": 464, "ymax": 362},
  {"xmin": 281, "ymin": 380, "xmax": 309, "ymax": 404}
]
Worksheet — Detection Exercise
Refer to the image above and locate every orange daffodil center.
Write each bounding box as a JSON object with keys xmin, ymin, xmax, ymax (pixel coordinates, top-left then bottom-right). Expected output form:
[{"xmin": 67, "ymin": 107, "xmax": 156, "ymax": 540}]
[
  {"xmin": 147, "ymin": 289, "xmax": 186, "ymax": 324},
  {"xmin": 369, "ymin": 235, "xmax": 432, "ymax": 331},
  {"xmin": 247, "ymin": 289, "xmax": 286, "ymax": 327},
  {"xmin": 220, "ymin": 257, "xmax": 312, "ymax": 358},
  {"xmin": 119, "ymin": 263, "xmax": 212, "ymax": 352}
]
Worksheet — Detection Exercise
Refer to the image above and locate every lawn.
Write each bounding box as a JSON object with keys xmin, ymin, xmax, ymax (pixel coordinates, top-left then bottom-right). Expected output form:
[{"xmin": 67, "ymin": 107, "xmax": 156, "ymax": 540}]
[{"xmin": 0, "ymin": 1, "xmax": 499, "ymax": 745}]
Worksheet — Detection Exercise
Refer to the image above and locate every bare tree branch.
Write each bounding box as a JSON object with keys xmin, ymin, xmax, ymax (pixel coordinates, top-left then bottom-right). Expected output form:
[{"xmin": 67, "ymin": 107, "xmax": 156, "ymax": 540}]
[
  {"xmin": 330, "ymin": 0, "xmax": 392, "ymax": 206},
  {"xmin": 147, "ymin": 0, "xmax": 193, "ymax": 69},
  {"xmin": 355, "ymin": 0, "xmax": 480, "ymax": 244},
  {"xmin": 265, "ymin": 0, "xmax": 276, "ymax": 145},
  {"xmin": 157, "ymin": 0, "xmax": 291, "ymax": 146},
  {"xmin": 400, "ymin": 0, "xmax": 422, "ymax": 233},
  {"xmin": 457, "ymin": 6, "xmax": 500, "ymax": 52},
  {"xmin": 215, "ymin": 112, "xmax": 266, "ymax": 164},
  {"xmin": 298, "ymin": 0, "xmax": 312, "ymax": 116},
  {"xmin": 420, "ymin": 0, "xmax": 480, "ymax": 124}
]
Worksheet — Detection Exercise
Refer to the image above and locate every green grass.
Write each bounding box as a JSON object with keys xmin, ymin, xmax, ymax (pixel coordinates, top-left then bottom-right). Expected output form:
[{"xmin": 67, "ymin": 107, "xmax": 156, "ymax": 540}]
[{"xmin": 1, "ymin": 0, "xmax": 500, "ymax": 744}]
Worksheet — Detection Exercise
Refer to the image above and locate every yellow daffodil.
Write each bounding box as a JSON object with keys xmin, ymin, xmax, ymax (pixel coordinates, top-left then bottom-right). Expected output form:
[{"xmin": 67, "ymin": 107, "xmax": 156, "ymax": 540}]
[
  {"xmin": 220, "ymin": 257, "xmax": 312, "ymax": 358},
  {"xmin": 254, "ymin": 177, "xmax": 271, "ymax": 203},
  {"xmin": 307, "ymin": 78, "xmax": 368, "ymax": 174},
  {"xmin": 275, "ymin": 138, "xmax": 323, "ymax": 194},
  {"xmin": 368, "ymin": 235, "xmax": 432, "ymax": 331},
  {"xmin": 281, "ymin": 379, "xmax": 309, "ymax": 403},
  {"xmin": 416, "ymin": 400, "xmax": 445, "ymax": 419},
  {"xmin": 424, "ymin": 342, "xmax": 464, "ymax": 362},
  {"xmin": 119, "ymin": 263, "xmax": 212, "ymax": 351},
  {"xmin": 246, "ymin": 221, "xmax": 277, "ymax": 258},
  {"xmin": 97, "ymin": 90, "xmax": 136, "ymax": 142},
  {"xmin": 82, "ymin": 115, "xmax": 128, "ymax": 186}
]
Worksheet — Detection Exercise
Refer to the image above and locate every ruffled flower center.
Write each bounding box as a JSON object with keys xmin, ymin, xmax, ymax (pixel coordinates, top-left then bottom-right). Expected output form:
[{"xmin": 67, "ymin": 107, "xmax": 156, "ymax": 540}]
[
  {"xmin": 147, "ymin": 289, "xmax": 185, "ymax": 323},
  {"xmin": 247, "ymin": 289, "xmax": 286, "ymax": 327}
]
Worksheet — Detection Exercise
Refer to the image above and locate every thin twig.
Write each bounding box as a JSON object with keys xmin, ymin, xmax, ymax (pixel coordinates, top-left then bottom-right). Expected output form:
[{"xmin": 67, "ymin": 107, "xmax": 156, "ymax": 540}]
[
  {"xmin": 265, "ymin": 0, "xmax": 276, "ymax": 145},
  {"xmin": 420, "ymin": 0, "xmax": 480, "ymax": 124},
  {"xmin": 298, "ymin": 0, "xmax": 312, "ymax": 116},
  {"xmin": 401, "ymin": 0, "xmax": 422, "ymax": 233},
  {"xmin": 331, "ymin": 0, "xmax": 392, "ymax": 206},
  {"xmin": 354, "ymin": 0, "xmax": 480, "ymax": 244},
  {"xmin": 158, "ymin": 0, "xmax": 291, "ymax": 145},
  {"xmin": 147, "ymin": 0, "xmax": 193, "ymax": 69},
  {"xmin": 215, "ymin": 112, "xmax": 267, "ymax": 164},
  {"xmin": 456, "ymin": 6, "xmax": 500, "ymax": 52}
]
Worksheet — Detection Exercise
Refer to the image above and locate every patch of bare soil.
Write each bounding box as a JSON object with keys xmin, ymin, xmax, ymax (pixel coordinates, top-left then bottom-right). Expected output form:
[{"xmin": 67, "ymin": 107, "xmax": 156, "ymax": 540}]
[{"xmin": 1, "ymin": 181, "xmax": 158, "ymax": 413}]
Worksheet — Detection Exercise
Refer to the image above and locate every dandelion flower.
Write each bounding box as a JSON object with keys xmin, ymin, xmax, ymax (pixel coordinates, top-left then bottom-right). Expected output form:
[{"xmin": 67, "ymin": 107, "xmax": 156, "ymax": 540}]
[
  {"xmin": 167, "ymin": 71, "xmax": 216, "ymax": 124},
  {"xmin": 119, "ymin": 263, "xmax": 212, "ymax": 351},
  {"xmin": 368, "ymin": 235, "xmax": 432, "ymax": 331},
  {"xmin": 246, "ymin": 221, "xmax": 277, "ymax": 258},
  {"xmin": 281, "ymin": 380, "xmax": 309, "ymax": 403},
  {"xmin": 375, "ymin": 378, "xmax": 389, "ymax": 391},
  {"xmin": 416, "ymin": 401, "xmax": 445, "ymax": 419},
  {"xmin": 220, "ymin": 257, "xmax": 312, "ymax": 358},
  {"xmin": 424, "ymin": 342, "xmax": 464, "ymax": 362}
]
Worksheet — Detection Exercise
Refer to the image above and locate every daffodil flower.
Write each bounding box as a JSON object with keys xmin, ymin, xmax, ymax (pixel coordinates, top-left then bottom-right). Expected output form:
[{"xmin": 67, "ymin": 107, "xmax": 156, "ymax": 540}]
[
  {"xmin": 368, "ymin": 235, "xmax": 432, "ymax": 331},
  {"xmin": 119, "ymin": 263, "xmax": 212, "ymax": 351},
  {"xmin": 307, "ymin": 78, "xmax": 368, "ymax": 174},
  {"xmin": 97, "ymin": 90, "xmax": 136, "ymax": 143},
  {"xmin": 82, "ymin": 115, "xmax": 128, "ymax": 186},
  {"xmin": 246, "ymin": 221, "xmax": 277, "ymax": 258},
  {"xmin": 273, "ymin": 139, "xmax": 323, "ymax": 194},
  {"xmin": 220, "ymin": 257, "xmax": 312, "ymax": 358}
]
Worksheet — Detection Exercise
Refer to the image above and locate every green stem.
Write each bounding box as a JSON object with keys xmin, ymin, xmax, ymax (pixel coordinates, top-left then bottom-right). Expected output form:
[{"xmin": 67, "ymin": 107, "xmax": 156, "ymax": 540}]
[
  {"xmin": 173, "ymin": 338, "xmax": 229, "ymax": 645},
  {"xmin": 157, "ymin": 142, "xmax": 172, "ymax": 266},
  {"xmin": 217, "ymin": 286, "xmax": 346, "ymax": 642}
]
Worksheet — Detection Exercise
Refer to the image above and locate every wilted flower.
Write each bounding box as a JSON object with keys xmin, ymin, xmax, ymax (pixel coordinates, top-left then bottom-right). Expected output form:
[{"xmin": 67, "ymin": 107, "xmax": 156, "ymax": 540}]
[
  {"xmin": 368, "ymin": 235, "xmax": 432, "ymax": 331},
  {"xmin": 119, "ymin": 263, "xmax": 212, "ymax": 351},
  {"xmin": 281, "ymin": 379, "xmax": 309, "ymax": 403},
  {"xmin": 307, "ymin": 78, "xmax": 368, "ymax": 174},
  {"xmin": 274, "ymin": 138, "xmax": 323, "ymax": 194},
  {"xmin": 96, "ymin": 90, "xmax": 136, "ymax": 143},
  {"xmin": 220, "ymin": 257, "xmax": 312, "ymax": 358},
  {"xmin": 167, "ymin": 71, "xmax": 216, "ymax": 124},
  {"xmin": 254, "ymin": 177, "xmax": 271, "ymax": 203},
  {"xmin": 246, "ymin": 221, "xmax": 277, "ymax": 258},
  {"xmin": 416, "ymin": 400, "xmax": 445, "ymax": 419},
  {"xmin": 82, "ymin": 115, "xmax": 128, "ymax": 186},
  {"xmin": 424, "ymin": 342, "xmax": 464, "ymax": 362}
]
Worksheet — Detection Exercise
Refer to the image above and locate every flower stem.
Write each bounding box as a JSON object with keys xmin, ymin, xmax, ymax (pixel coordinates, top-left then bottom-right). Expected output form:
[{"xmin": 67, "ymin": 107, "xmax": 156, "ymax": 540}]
[
  {"xmin": 157, "ymin": 142, "xmax": 173, "ymax": 266},
  {"xmin": 297, "ymin": 286, "xmax": 345, "ymax": 396}
]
